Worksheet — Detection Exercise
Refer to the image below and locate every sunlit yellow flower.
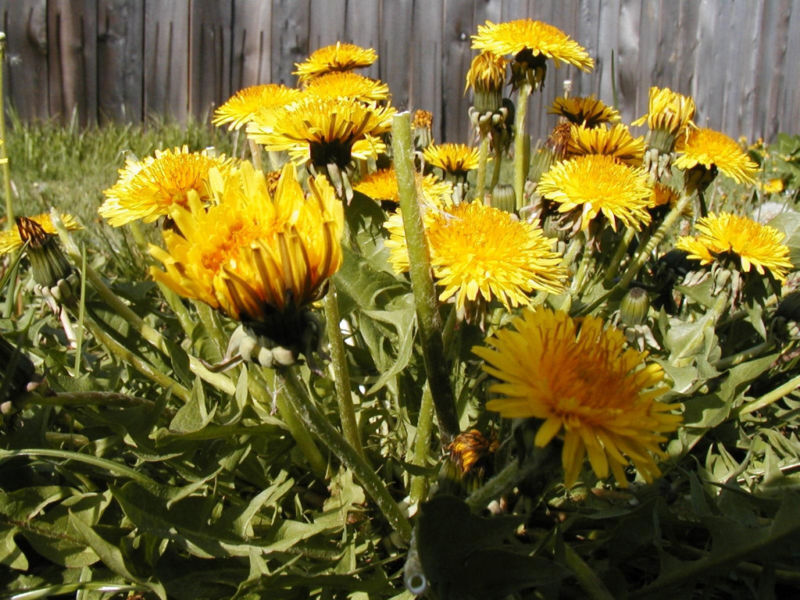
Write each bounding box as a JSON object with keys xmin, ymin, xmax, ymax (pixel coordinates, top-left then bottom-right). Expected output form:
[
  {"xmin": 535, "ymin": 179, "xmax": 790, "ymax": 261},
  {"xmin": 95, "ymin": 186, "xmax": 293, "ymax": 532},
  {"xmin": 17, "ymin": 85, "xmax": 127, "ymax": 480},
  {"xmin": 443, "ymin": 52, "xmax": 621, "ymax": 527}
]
[
  {"xmin": 422, "ymin": 143, "xmax": 480, "ymax": 177},
  {"xmin": 303, "ymin": 72, "xmax": 390, "ymax": 103},
  {"xmin": 674, "ymin": 128, "xmax": 759, "ymax": 184},
  {"xmin": 471, "ymin": 19, "xmax": 594, "ymax": 71},
  {"xmin": 149, "ymin": 161, "xmax": 343, "ymax": 322},
  {"xmin": 760, "ymin": 178, "xmax": 785, "ymax": 195},
  {"xmin": 474, "ymin": 307, "xmax": 682, "ymax": 487},
  {"xmin": 99, "ymin": 146, "xmax": 235, "ymax": 227},
  {"xmin": 549, "ymin": 95, "xmax": 620, "ymax": 128},
  {"xmin": 294, "ymin": 42, "xmax": 378, "ymax": 84},
  {"xmin": 537, "ymin": 154, "xmax": 653, "ymax": 231},
  {"xmin": 566, "ymin": 123, "xmax": 645, "ymax": 166},
  {"xmin": 247, "ymin": 96, "xmax": 394, "ymax": 167},
  {"xmin": 465, "ymin": 51, "xmax": 508, "ymax": 92},
  {"xmin": 212, "ymin": 84, "xmax": 302, "ymax": 130},
  {"xmin": 386, "ymin": 201, "xmax": 566, "ymax": 313},
  {"xmin": 632, "ymin": 87, "xmax": 695, "ymax": 144},
  {"xmin": 413, "ymin": 110, "xmax": 433, "ymax": 130},
  {"xmin": 0, "ymin": 213, "xmax": 80, "ymax": 255},
  {"xmin": 675, "ymin": 212, "xmax": 793, "ymax": 281},
  {"xmin": 354, "ymin": 168, "xmax": 452, "ymax": 206}
]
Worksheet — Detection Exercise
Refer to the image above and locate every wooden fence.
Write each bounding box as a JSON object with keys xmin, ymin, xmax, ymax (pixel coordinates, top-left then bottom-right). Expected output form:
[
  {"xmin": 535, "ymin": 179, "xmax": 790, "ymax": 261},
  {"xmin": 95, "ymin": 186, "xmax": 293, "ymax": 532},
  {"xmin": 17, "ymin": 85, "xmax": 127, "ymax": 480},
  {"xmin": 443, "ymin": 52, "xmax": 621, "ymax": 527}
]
[{"xmin": 0, "ymin": 0, "xmax": 798, "ymax": 144}]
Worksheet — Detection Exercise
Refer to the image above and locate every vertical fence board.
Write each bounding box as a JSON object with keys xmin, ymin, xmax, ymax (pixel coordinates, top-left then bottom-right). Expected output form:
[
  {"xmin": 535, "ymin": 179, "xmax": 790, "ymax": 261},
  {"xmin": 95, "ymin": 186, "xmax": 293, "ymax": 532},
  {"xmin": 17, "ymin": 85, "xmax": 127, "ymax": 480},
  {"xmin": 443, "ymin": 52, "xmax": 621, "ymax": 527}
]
[
  {"xmin": 270, "ymin": 0, "xmax": 310, "ymax": 86},
  {"xmin": 189, "ymin": 0, "xmax": 232, "ymax": 120},
  {"xmin": 308, "ymin": 0, "xmax": 345, "ymax": 54},
  {"xmin": 378, "ymin": 0, "xmax": 413, "ymax": 112},
  {"xmin": 230, "ymin": 0, "xmax": 272, "ymax": 91},
  {"xmin": 409, "ymin": 0, "xmax": 444, "ymax": 140},
  {"xmin": 0, "ymin": 0, "xmax": 50, "ymax": 121},
  {"xmin": 144, "ymin": 0, "xmax": 190, "ymax": 120},
  {"xmin": 442, "ymin": 0, "xmax": 474, "ymax": 143},
  {"xmin": 47, "ymin": 0, "xmax": 97, "ymax": 125},
  {"xmin": 344, "ymin": 0, "xmax": 381, "ymax": 80},
  {"xmin": 98, "ymin": 0, "xmax": 144, "ymax": 123}
]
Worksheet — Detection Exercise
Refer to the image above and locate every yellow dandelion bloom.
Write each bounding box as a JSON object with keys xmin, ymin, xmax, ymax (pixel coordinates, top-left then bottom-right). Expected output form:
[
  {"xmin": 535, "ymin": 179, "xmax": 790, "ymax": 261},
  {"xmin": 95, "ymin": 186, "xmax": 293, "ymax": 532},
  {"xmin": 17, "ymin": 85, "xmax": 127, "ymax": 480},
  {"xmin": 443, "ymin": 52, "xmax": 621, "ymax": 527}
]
[
  {"xmin": 566, "ymin": 123, "xmax": 645, "ymax": 166},
  {"xmin": 422, "ymin": 143, "xmax": 480, "ymax": 177},
  {"xmin": 760, "ymin": 178, "xmax": 785, "ymax": 195},
  {"xmin": 413, "ymin": 109, "xmax": 434, "ymax": 130},
  {"xmin": 549, "ymin": 95, "xmax": 620, "ymax": 128},
  {"xmin": 99, "ymin": 146, "xmax": 235, "ymax": 227},
  {"xmin": 471, "ymin": 19, "xmax": 593, "ymax": 71},
  {"xmin": 354, "ymin": 168, "xmax": 452, "ymax": 205},
  {"xmin": 149, "ymin": 161, "xmax": 343, "ymax": 322},
  {"xmin": 474, "ymin": 308, "xmax": 682, "ymax": 487},
  {"xmin": 212, "ymin": 84, "xmax": 302, "ymax": 130},
  {"xmin": 632, "ymin": 86, "xmax": 696, "ymax": 139},
  {"xmin": 386, "ymin": 201, "xmax": 566, "ymax": 313},
  {"xmin": 675, "ymin": 212, "xmax": 793, "ymax": 281},
  {"xmin": 674, "ymin": 127, "xmax": 759, "ymax": 184},
  {"xmin": 303, "ymin": 72, "xmax": 390, "ymax": 103},
  {"xmin": 0, "ymin": 213, "xmax": 81, "ymax": 255},
  {"xmin": 294, "ymin": 42, "xmax": 378, "ymax": 84},
  {"xmin": 247, "ymin": 96, "xmax": 394, "ymax": 168},
  {"xmin": 537, "ymin": 154, "xmax": 653, "ymax": 231},
  {"xmin": 464, "ymin": 50, "xmax": 508, "ymax": 93}
]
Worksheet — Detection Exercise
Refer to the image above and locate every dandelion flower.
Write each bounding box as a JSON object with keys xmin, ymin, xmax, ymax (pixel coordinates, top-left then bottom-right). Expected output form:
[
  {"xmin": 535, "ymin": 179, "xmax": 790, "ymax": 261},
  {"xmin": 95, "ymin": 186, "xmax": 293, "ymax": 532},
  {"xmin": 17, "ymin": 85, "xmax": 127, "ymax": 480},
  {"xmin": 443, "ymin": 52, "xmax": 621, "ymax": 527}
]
[
  {"xmin": 0, "ymin": 213, "xmax": 80, "ymax": 255},
  {"xmin": 675, "ymin": 212, "xmax": 793, "ymax": 281},
  {"xmin": 474, "ymin": 308, "xmax": 682, "ymax": 487},
  {"xmin": 212, "ymin": 84, "xmax": 302, "ymax": 130},
  {"xmin": 537, "ymin": 154, "xmax": 653, "ymax": 231},
  {"xmin": 472, "ymin": 19, "xmax": 594, "ymax": 72},
  {"xmin": 99, "ymin": 146, "xmax": 235, "ymax": 227},
  {"xmin": 303, "ymin": 72, "xmax": 390, "ymax": 103},
  {"xmin": 422, "ymin": 143, "xmax": 480, "ymax": 178},
  {"xmin": 674, "ymin": 127, "xmax": 759, "ymax": 185},
  {"xmin": 386, "ymin": 201, "xmax": 566, "ymax": 313},
  {"xmin": 149, "ymin": 161, "xmax": 343, "ymax": 322},
  {"xmin": 549, "ymin": 95, "xmax": 620, "ymax": 128},
  {"xmin": 354, "ymin": 168, "xmax": 452, "ymax": 206},
  {"xmin": 465, "ymin": 51, "xmax": 508, "ymax": 113},
  {"xmin": 566, "ymin": 123, "xmax": 645, "ymax": 166},
  {"xmin": 247, "ymin": 96, "xmax": 394, "ymax": 168},
  {"xmin": 294, "ymin": 42, "xmax": 378, "ymax": 84},
  {"xmin": 632, "ymin": 87, "xmax": 695, "ymax": 152}
]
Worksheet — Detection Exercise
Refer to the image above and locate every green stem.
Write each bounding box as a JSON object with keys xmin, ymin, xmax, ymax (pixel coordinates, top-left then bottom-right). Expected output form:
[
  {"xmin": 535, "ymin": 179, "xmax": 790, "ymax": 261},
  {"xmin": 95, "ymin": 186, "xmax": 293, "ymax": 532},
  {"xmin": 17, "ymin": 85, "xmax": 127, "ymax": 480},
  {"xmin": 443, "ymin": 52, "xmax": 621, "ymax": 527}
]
[
  {"xmin": 323, "ymin": 282, "xmax": 364, "ymax": 457},
  {"xmin": 489, "ymin": 141, "xmax": 503, "ymax": 191},
  {"xmin": 714, "ymin": 339, "xmax": 775, "ymax": 371},
  {"xmin": 20, "ymin": 390, "xmax": 157, "ymax": 409},
  {"xmin": 475, "ymin": 134, "xmax": 490, "ymax": 201},
  {"xmin": 248, "ymin": 138, "xmax": 263, "ymax": 172},
  {"xmin": 409, "ymin": 383, "xmax": 435, "ymax": 505},
  {"xmin": 737, "ymin": 373, "xmax": 800, "ymax": 417},
  {"xmin": 251, "ymin": 367, "xmax": 327, "ymax": 479},
  {"xmin": 466, "ymin": 447, "xmax": 551, "ymax": 511},
  {"xmin": 617, "ymin": 191, "xmax": 694, "ymax": 289},
  {"xmin": 564, "ymin": 544, "xmax": 616, "ymax": 600},
  {"xmin": 602, "ymin": 227, "xmax": 636, "ymax": 286},
  {"xmin": 513, "ymin": 81, "xmax": 533, "ymax": 210},
  {"xmin": 0, "ymin": 34, "xmax": 12, "ymax": 229},
  {"xmin": 392, "ymin": 113, "xmax": 459, "ymax": 444},
  {"xmin": 279, "ymin": 366, "xmax": 412, "ymax": 540}
]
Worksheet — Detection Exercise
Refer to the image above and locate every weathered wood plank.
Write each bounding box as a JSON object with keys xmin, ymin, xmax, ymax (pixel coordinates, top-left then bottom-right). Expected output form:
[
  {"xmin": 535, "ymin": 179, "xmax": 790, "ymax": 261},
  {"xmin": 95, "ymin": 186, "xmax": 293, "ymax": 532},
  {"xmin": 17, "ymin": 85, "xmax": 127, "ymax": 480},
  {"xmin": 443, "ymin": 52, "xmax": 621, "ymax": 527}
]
[
  {"xmin": 0, "ymin": 0, "xmax": 50, "ymax": 121},
  {"xmin": 230, "ymin": 0, "xmax": 272, "ymax": 90},
  {"xmin": 47, "ymin": 0, "xmax": 97, "ymax": 125},
  {"xmin": 189, "ymin": 0, "xmax": 232, "ymax": 120},
  {"xmin": 410, "ymin": 0, "xmax": 444, "ymax": 140},
  {"xmin": 442, "ymin": 0, "xmax": 475, "ymax": 143},
  {"xmin": 378, "ymin": 0, "xmax": 414, "ymax": 111},
  {"xmin": 144, "ymin": 0, "xmax": 190, "ymax": 121},
  {"xmin": 344, "ymin": 0, "xmax": 381, "ymax": 80},
  {"xmin": 97, "ymin": 0, "xmax": 144, "ymax": 123},
  {"xmin": 270, "ymin": 0, "xmax": 311, "ymax": 87}
]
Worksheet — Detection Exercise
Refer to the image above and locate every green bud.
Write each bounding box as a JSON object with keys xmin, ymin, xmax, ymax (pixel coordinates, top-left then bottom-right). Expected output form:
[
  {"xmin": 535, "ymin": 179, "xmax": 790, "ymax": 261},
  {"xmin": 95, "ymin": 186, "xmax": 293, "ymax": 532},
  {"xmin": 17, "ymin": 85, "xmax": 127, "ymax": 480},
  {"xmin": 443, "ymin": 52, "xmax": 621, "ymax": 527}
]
[{"xmin": 620, "ymin": 287, "xmax": 650, "ymax": 326}]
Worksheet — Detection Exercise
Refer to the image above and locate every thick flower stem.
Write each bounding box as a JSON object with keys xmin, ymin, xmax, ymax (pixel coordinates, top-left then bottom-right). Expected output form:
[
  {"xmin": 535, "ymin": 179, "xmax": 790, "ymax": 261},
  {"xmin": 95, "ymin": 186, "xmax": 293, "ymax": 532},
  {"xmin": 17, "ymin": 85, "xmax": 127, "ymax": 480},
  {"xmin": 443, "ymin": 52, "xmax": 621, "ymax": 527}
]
[
  {"xmin": 466, "ymin": 446, "xmax": 552, "ymax": 511},
  {"xmin": 392, "ymin": 113, "xmax": 459, "ymax": 444},
  {"xmin": 617, "ymin": 191, "xmax": 693, "ymax": 289},
  {"xmin": 513, "ymin": 81, "xmax": 533, "ymax": 210},
  {"xmin": 323, "ymin": 282, "xmax": 364, "ymax": 458},
  {"xmin": 279, "ymin": 366, "xmax": 412, "ymax": 541},
  {"xmin": 737, "ymin": 373, "xmax": 800, "ymax": 417},
  {"xmin": 489, "ymin": 142, "xmax": 503, "ymax": 191},
  {"xmin": 475, "ymin": 134, "xmax": 490, "ymax": 201},
  {"xmin": 409, "ymin": 383, "xmax": 435, "ymax": 505},
  {"xmin": 603, "ymin": 227, "xmax": 636, "ymax": 286}
]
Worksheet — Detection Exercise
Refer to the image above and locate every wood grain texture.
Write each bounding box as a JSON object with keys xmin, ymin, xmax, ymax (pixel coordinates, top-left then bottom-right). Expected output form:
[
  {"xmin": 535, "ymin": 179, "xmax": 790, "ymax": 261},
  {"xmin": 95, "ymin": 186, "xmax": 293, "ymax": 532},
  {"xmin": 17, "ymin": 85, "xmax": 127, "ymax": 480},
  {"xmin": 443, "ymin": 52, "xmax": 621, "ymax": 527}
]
[
  {"xmin": 98, "ymin": 0, "xmax": 144, "ymax": 122},
  {"xmin": 144, "ymin": 0, "xmax": 190, "ymax": 120}
]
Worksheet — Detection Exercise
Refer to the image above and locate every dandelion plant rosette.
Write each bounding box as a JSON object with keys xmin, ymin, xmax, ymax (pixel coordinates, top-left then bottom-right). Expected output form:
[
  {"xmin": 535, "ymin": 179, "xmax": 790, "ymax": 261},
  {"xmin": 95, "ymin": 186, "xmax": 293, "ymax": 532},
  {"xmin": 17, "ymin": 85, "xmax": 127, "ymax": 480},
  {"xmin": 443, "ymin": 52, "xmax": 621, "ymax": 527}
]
[{"xmin": 474, "ymin": 308, "xmax": 682, "ymax": 487}]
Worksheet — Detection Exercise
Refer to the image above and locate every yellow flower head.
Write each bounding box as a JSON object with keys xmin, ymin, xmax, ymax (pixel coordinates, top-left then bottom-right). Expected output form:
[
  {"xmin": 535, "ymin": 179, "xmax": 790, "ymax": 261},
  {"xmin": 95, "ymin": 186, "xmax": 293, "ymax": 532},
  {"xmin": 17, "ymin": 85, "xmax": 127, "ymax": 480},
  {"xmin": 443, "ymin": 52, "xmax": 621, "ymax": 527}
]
[
  {"xmin": 675, "ymin": 212, "xmax": 793, "ymax": 282},
  {"xmin": 385, "ymin": 201, "xmax": 566, "ymax": 314},
  {"xmin": 760, "ymin": 178, "xmax": 785, "ymax": 195},
  {"xmin": 471, "ymin": 19, "xmax": 594, "ymax": 71},
  {"xmin": 464, "ymin": 51, "xmax": 508, "ymax": 93},
  {"xmin": 149, "ymin": 161, "xmax": 344, "ymax": 322},
  {"xmin": 413, "ymin": 109, "xmax": 434, "ymax": 130},
  {"xmin": 566, "ymin": 123, "xmax": 645, "ymax": 166},
  {"xmin": 422, "ymin": 143, "xmax": 480, "ymax": 177},
  {"xmin": 632, "ymin": 86, "xmax": 696, "ymax": 141},
  {"xmin": 247, "ymin": 96, "xmax": 394, "ymax": 168},
  {"xmin": 674, "ymin": 127, "xmax": 759, "ymax": 185},
  {"xmin": 537, "ymin": 154, "xmax": 654, "ymax": 231},
  {"xmin": 99, "ymin": 146, "xmax": 235, "ymax": 227},
  {"xmin": 474, "ymin": 308, "xmax": 682, "ymax": 487},
  {"xmin": 0, "ymin": 213, "xmax": 80, "ymax": 255},
  {"xmin": 303, "ymin": 72, "xmax": 390, "ymax": 103},
  {"xmin": 212, "ymin": 84, "xmax": 302, "ymax": 130},
  {"xmin": 549, "ymin": 95, "xmax": 620, "ymax": 128},
  {"xmin": 294, "ymin": 42, "xmax": 378, "ymax": 84},
  {"xmin": 354, "ymin": 168, "xmax": 452, "ymax": 205}
]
